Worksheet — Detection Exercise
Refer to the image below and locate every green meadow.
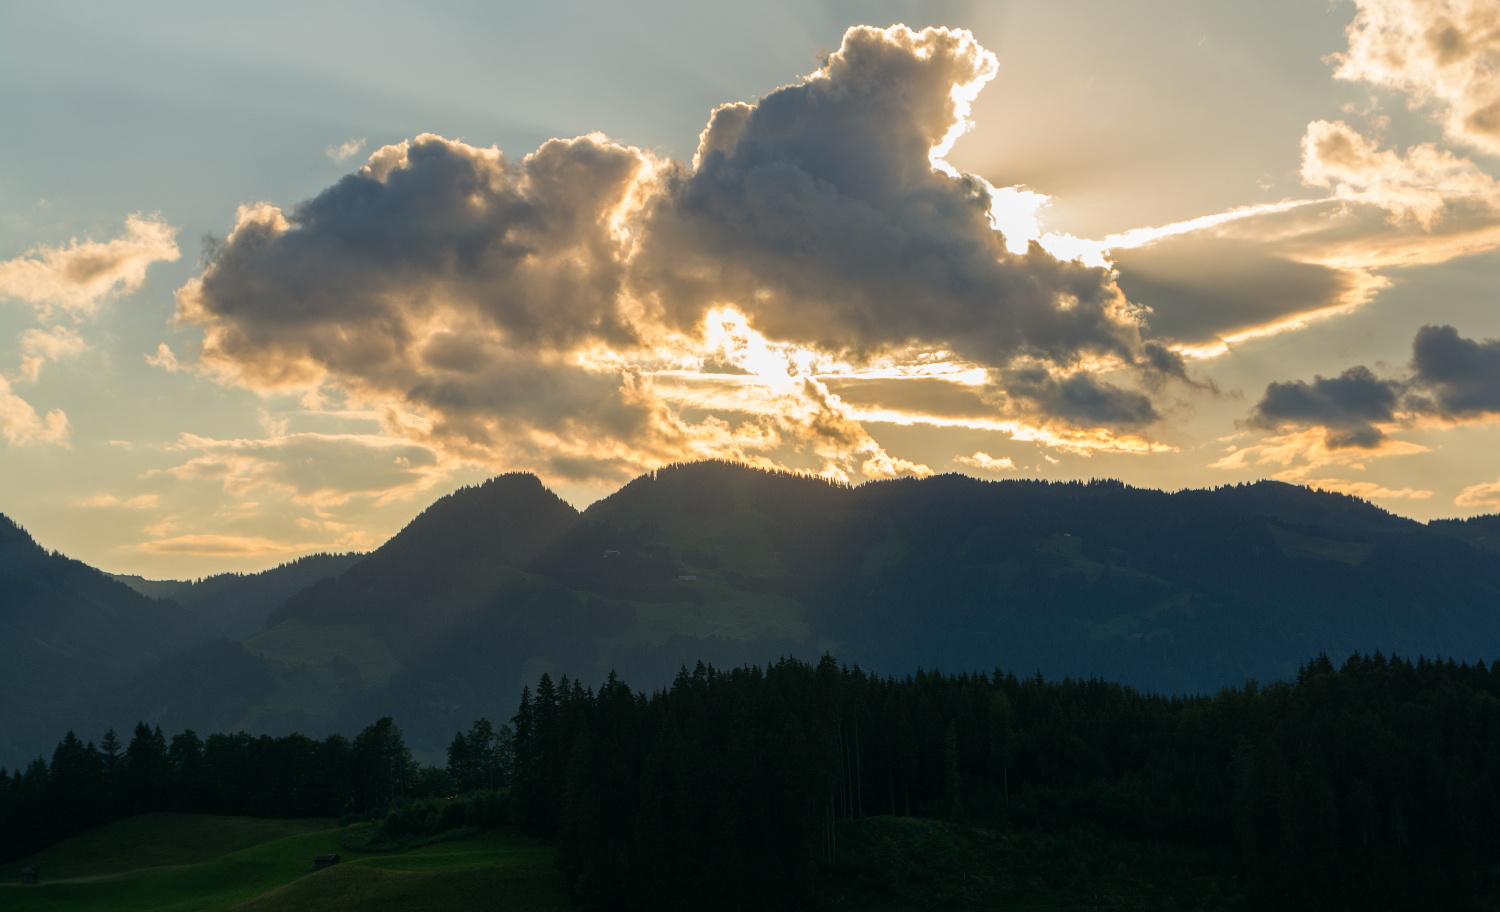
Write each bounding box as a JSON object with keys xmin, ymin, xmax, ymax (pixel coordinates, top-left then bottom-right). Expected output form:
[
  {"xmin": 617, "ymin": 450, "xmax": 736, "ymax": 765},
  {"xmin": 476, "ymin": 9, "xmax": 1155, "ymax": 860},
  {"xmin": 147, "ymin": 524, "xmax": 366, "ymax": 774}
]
[{"xmin": 0, "ymin": 814, "xmax": 564, "ymax": 912}]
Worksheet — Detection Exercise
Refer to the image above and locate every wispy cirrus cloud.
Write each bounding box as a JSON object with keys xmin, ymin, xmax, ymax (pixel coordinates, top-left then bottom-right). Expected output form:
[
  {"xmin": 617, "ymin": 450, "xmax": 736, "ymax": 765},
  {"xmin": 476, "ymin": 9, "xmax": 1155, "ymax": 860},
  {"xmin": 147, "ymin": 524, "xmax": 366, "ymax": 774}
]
[
  {"xmin": 159, "ymin": 431, "xmax": 450, "ymax": 507},
  {"xmin": 78, "ymin": 493, "xmax": 160, "ymax": 508},
  {"xmin": 138, "ymin": 534, "xmax": 320, "ymax": 556}
]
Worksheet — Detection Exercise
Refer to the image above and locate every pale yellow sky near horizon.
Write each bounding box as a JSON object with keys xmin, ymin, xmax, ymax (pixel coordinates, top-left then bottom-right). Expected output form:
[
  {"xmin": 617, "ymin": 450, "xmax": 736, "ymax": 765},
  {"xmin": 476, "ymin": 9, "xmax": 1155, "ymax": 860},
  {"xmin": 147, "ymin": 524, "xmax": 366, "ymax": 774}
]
[{"xmin": 4, "ymin": 0, "xmax": 1500, "ymax": 579}]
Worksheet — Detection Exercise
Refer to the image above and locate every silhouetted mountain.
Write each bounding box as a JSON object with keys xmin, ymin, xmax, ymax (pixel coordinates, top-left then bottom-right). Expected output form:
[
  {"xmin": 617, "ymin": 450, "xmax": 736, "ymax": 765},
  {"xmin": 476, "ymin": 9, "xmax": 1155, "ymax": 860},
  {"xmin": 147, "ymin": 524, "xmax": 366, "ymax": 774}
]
[
  {"xmin": 0, "ymin": 515, "xmax": 214, "ymax": 766},
  {"xmin": 110, "ymin": 551, "xmax": 364, "ymax": 639},
  {"xmin": 15, "ymin": 462, "xmax": 1500, "ymax": 763},
  {"xmin": 266, "ymin": 472, "xmax": 580, "ymax": 634}
]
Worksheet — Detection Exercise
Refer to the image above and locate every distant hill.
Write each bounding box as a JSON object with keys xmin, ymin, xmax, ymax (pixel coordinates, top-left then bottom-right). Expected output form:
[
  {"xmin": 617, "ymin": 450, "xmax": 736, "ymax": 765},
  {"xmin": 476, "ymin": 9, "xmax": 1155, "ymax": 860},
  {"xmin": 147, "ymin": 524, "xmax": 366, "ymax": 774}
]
[
  {"xmin": 111, "ymin": 551, "xmax": 364, "ymax": 639},
  {"xmin": 0, "ymin": 515, "xmax": 214, "ymax": 766},
  {"xmin": 14, "ymin": 461, "xmax": 1500, "ymax": 763}
]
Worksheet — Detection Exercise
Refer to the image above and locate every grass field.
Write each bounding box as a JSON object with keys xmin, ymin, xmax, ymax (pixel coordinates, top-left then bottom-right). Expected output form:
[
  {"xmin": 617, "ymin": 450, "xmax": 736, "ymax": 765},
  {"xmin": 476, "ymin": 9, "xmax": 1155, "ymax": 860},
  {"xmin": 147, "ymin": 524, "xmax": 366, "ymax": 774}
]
[
  {"xmin": 0, "ymin": 814, "xmax": 335, "ymax": 883},
  {"xmin": 0, "ymin": 815, "xmax": 564, "ymax": 912}
]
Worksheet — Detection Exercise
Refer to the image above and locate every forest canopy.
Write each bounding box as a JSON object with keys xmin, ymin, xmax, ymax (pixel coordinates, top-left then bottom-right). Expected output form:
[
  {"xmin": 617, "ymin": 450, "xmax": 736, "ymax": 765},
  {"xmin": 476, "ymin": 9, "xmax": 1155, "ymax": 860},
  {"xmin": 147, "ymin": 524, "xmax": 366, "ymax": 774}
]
[{"xmin": 3, "ymin": 651, "xmax": 1497, "ymax": 910}]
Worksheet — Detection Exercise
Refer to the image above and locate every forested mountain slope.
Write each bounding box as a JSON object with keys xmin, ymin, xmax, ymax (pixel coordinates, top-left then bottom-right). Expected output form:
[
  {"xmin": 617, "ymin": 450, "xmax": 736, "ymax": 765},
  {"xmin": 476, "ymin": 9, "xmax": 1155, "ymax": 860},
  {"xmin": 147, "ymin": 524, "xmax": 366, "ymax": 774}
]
[
  {"xmin": 110, "ymin": 551, "xmax": 364, "ymax": 639},
  {"xmin": 0, "ymin": 515, "xmax": 214, "ymax": 765},
  {"xmin": 14, "ymin": 461, "xmax": 1500, "ymax": 764}
]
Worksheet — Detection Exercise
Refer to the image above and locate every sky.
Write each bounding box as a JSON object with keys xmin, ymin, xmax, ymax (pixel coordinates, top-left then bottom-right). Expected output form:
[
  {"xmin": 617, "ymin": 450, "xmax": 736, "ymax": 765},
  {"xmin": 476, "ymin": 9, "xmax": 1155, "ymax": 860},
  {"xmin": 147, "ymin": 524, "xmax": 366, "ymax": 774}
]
[{"xmin": 4, "ymin": 0, "xmax": 1500, "ymax": 579}]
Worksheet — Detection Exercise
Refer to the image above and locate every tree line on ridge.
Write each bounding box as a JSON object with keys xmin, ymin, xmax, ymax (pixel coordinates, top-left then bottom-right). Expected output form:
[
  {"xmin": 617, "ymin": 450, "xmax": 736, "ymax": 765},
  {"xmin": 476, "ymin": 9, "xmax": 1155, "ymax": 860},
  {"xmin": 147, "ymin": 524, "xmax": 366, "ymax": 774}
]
[{"xmin": 3, "ymin": 651, "xmax": 1499, "ymax": 910}]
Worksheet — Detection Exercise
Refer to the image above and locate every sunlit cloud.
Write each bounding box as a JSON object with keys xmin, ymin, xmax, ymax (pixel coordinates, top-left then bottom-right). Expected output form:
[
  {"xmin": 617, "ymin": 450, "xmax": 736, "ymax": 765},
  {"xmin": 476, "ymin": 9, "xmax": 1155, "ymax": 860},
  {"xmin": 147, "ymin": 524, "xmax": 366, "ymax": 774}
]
[
  {"xmin": 159, "ymin": 431, "xmax": 451, "ymax": 507},
  {"xmin": 1210, "ymin": 427, "xmax": 1428, "ymax": 480},
  {"xmin": 78, "ymin": 493, "xmax": 160, "ymax": 509},
  {"xmin": 1334, "ymin": 0, "xmax": 1500, "ymax": 156},
  {"xmin": 0, "ymin": 214, "xmax": 179, "ymax": 315},
  {"xmin": 145, "ymin": 343, "xmax": 185, "ymax": 372},
  {"xmin": 1302, "ymin": 478, "xmax": 1432, "ymax": 500},
  {"xmin": 954, "ymin": 452, "xmax": 1016, "ymax": 473},
  {"xmin": 13, "ymin": 325, "xmax": 86, "ymax": 383},
  {"xmin": 1302, "ymin": 119, "xmax": 1500, "ymax": 228},
  {"xmin": 165, "ymin": 25, "xmax": 1186, "ymax": 493},
  {"xmin": 1456, "ymin": 477, "xmax": 1500, "ymax": 508},
  {"xmin": 325, "ymin": 138, "xmax": 366, "ymax": 162},
  {"xmin": 0, "ymin": 376, "xmax": 69, "ymax": 447},
  {"xmin": 137, "ymin": 534, "xmax": 321, "ymax": 556}
]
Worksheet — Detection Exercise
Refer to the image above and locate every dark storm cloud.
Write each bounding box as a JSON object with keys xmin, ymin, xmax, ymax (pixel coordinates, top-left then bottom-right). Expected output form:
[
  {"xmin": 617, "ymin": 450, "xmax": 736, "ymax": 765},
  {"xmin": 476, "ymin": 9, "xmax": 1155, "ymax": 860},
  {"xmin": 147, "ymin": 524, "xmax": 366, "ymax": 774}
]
[
  {"xmin": 1408, "ymin": 323, "xmax": 1500, "ymax": 417},
  {"xmin": 1000, "ymin": 367, "xmax": 1159, "ymax": 428},
  {"xmin": 1248, "ymin": 366, "xmax": 1401, "ymax": 449},
  {"xmin": 1247, "ymin": 324, "xmax": 1500, "ymax": 447}
]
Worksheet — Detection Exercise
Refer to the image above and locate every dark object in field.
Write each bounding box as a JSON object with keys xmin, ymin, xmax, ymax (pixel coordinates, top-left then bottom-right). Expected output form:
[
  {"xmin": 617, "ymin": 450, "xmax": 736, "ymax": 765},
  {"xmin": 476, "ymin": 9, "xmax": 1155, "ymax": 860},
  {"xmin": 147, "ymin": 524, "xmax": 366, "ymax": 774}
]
[
  {"xmin": 313, "ymin": 854, "xmax": 341, "ymax": 868},
  {"xmin": 20, "ymin": 867, "xmax": 37, "ymax": 884}
]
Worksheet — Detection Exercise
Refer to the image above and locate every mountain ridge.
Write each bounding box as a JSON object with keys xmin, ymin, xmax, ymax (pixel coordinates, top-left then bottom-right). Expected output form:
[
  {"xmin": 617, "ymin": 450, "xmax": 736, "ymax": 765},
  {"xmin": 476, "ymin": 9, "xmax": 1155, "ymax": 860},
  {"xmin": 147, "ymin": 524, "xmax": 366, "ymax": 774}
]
[
  {"xmin": 8, "ymin": 461, "xmax": 1500, "ymax": 766},
  {"xmin": 0, "ymin": 515, "xmax": 216, "ymax": 765}
]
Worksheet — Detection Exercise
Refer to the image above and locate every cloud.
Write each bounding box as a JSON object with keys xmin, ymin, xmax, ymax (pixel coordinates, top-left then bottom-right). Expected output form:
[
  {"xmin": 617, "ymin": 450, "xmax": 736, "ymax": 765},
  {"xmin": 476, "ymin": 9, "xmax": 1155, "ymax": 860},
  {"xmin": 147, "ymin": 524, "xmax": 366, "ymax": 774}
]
[
  {"xmin": 1456, "ymin": 477, "xmax": 1500, "ymax": 508},
  {"xmin": 1115, "ymin": 237, "xmax": 1380, "ymax": 350},
  {"xmin": 821, "ymin": 376, "xmax": 996, "ymax": 420},
  {"xmin": 636, "ymin": 26, "xmax": 1149, "ymax": 373},
  {"xmin": 1301, "ymin": 119, "xmax": 1500, "ymax": 229},
  {"xmin": 1234, "ymin": 323, "xmax": 1500, "ymax": 475},
  {"xmin": 0, "ymin": 214, "xmax": 180, "ymax": 314},
  {"xmin": 174, "ymin": 133, "xmax": 673, "ymax": 481},
  {"xmin": 138, "ymin": 534, "xmax": 319, "ymax": 556},
  {"xmin": 1210, "ymin": 427, "xmax": 1427, "ymax": 480},
  {"xmin": 78, "ymin": 493, "xmax": 160, "ymax": 508},
  {"xmin": 955, "ymin": 452, "xmax": 1015, "ymax": 472},
  {"xmin": 1072, "ymin": 1, "xmax": 1500, "ymax": 359},
  {"xmin": 1247, "ymin": 324, "xmax": 1500, "ymax": 441},
  {"xmin": 160, "ymin": 432, "xmax": 450, "ymax": 507},
  {"xmin": 795, "ymin": 377, "xmax": 932, "ymax": 481},
  {"xmin": 169, "ymin": 25, "xmax": 1177, "ymax": 488},
  {"xmin": 1302, "ymin": 478, "xmax": 1432, "ymax": 500},
  {"xmin": 326, "ymin": 138, "xmax": 365, "ymax": 162},
  {"xmin": 145, "ymin": 343, "xmax": 184, "ymax": 372},
  {"xmin": 13, "ymin": 325, "xmax": 86, "ymax": 383},
  {"xmin": 1334, "ymin": 0, "xmax": 1500, "ymax": 156},
  {"xmin": 1248, "ymin": 365, "xmax": 1402, "ymax": 449},
  {"xmin": 1406, "ymin": 323, "xmax": 1500, "ymax": 418},
  {"xmin": 0, "ymin": 376, "xmax": 69, "ymax": 446}
]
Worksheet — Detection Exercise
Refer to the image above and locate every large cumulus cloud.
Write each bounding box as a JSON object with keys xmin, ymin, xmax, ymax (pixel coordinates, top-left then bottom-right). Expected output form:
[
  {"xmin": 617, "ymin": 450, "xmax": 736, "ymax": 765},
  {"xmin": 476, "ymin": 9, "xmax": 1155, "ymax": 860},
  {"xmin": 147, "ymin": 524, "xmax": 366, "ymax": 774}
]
[
  {"xmin": 636, "ymin": 25, "xmax": 1147, "ymax": 370},
  {"xmin": 171, "ymin": 25, "xmax": 1176, "ymax": 486}
]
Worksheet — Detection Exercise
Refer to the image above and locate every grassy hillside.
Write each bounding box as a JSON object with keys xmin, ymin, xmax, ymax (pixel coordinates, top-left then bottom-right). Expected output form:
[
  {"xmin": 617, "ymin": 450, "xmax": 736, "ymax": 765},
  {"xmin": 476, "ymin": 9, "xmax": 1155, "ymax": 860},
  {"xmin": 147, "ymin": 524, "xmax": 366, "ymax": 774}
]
[
  {"xmin": 0, "ymin": 815, "xmax": 563, "ymax": 912},
  {"xmin": 0, "ymin": 813, "xmax": 333, "ymax": 883}
]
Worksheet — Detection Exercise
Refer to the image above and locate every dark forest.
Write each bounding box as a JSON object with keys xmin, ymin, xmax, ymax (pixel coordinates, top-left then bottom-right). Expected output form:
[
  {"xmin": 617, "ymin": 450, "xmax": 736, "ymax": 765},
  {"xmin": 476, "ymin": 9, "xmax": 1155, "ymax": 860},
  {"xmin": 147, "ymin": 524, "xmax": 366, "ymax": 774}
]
[{"xmin": 5, "ymin": 650, "xmax": 1498, "ymax": 910}]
